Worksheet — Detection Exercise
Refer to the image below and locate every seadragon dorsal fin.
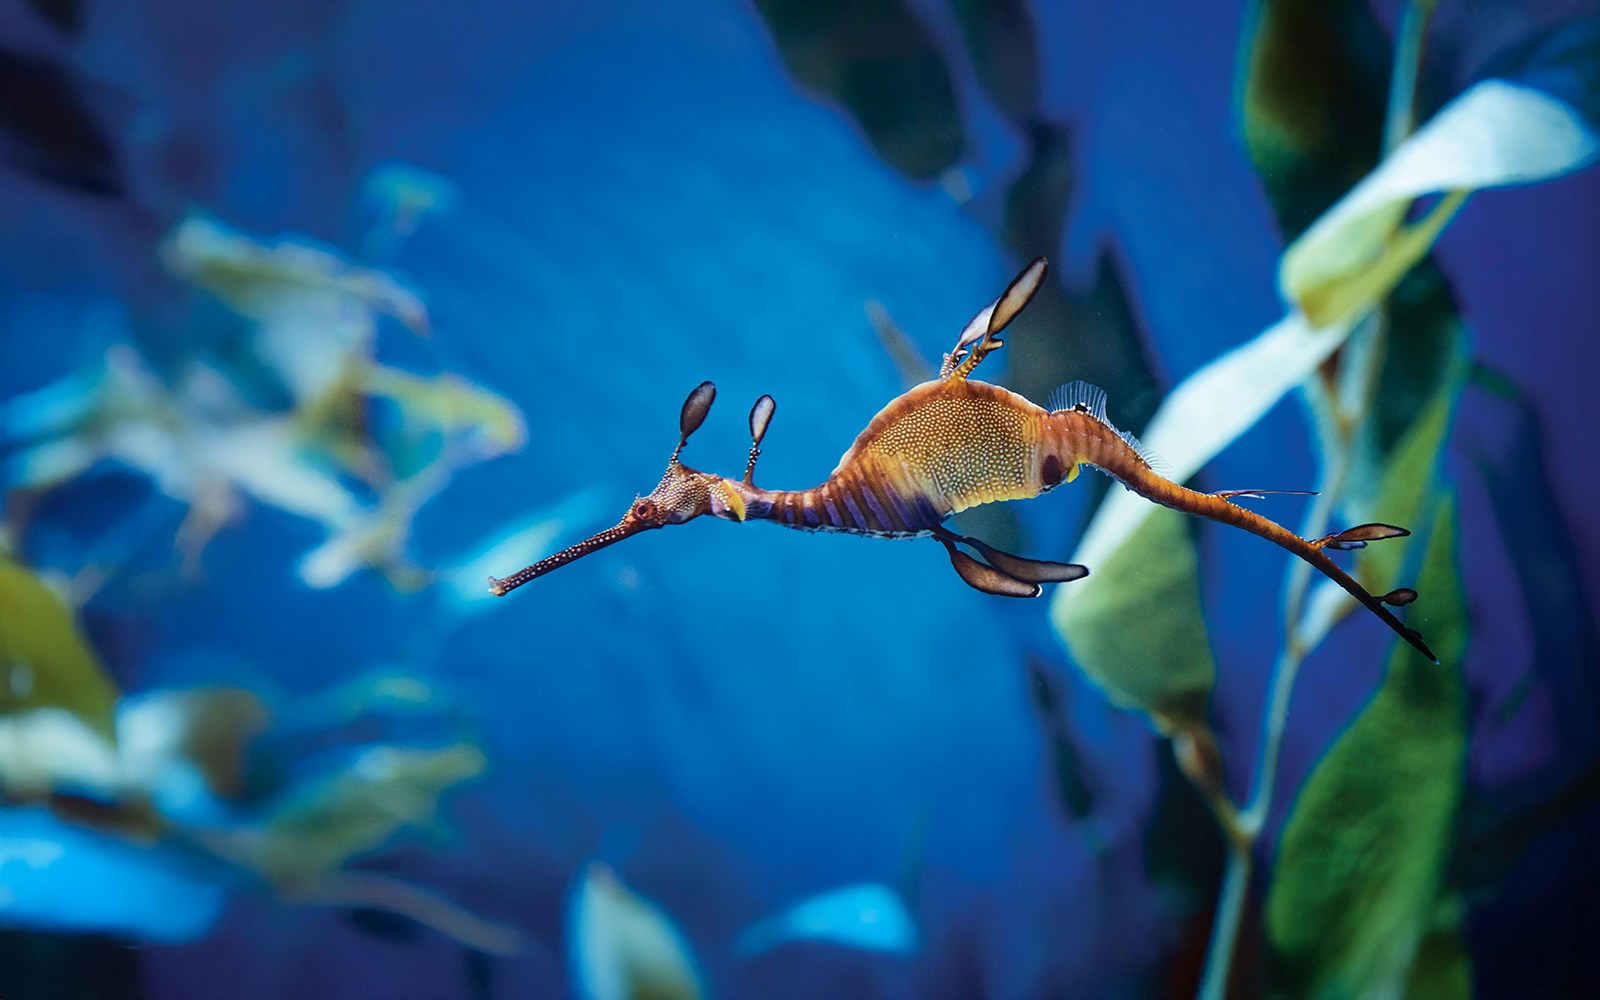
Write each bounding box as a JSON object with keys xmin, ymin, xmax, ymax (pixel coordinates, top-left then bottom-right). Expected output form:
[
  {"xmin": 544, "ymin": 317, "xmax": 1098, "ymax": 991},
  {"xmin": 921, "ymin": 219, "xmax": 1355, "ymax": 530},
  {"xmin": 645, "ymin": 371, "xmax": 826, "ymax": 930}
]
[{"xmin": 1047, "ymin": 380, "xmax": 1110, "ymax": 420}]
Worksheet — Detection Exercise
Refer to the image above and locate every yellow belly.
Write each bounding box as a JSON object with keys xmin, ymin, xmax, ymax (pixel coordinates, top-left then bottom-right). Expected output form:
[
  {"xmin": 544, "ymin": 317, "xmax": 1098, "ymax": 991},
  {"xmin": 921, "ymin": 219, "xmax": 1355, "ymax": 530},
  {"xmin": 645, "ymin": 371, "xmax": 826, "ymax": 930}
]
[{"xmin": 839, "ymin": 382, "xmax": 1044, "ymax": 515}]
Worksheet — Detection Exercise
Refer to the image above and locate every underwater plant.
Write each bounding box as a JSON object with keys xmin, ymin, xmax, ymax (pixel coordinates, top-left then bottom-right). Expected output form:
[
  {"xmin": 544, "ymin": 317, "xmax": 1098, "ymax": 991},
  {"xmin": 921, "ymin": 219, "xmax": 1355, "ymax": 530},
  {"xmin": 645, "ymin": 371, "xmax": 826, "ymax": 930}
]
[
  {"xmin": 0, "ymin": 552, "xmax": 512, "ymax": 953},
  {"xmin": 1046, "ymin": 3, "xmax": 1600, "ymax": 996},
  {"xmin": 4, "ymin": 213, "xmax": 525, "ymax": 592}
]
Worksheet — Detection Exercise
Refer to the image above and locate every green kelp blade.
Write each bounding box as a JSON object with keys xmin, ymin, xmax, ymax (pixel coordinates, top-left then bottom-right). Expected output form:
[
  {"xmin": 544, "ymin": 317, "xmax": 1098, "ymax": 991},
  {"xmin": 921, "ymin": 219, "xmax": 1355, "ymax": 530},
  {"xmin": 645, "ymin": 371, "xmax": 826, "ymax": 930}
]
[
  {"xmin": 1266, "ymin": 497, "xmax": 1469, "ymax": 1000},
  {"xmin": 0, "ymin": 556, "xmax": 118, "ymax": 742},
  {"xmin": 1405, "ymin": 912, "xmax": 1474, "ymax": 1000},
  {"xmin": 1053, "ymin": 505, "xmax": 1216, "ymax": 726}
]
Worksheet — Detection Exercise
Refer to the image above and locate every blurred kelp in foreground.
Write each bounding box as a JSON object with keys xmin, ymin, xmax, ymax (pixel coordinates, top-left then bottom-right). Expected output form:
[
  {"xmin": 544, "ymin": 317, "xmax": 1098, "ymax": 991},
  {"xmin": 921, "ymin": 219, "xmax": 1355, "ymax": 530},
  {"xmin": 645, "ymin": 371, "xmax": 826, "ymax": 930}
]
[
  {"xmin": 5, "ymin": 212, "xmax": 524, "ymax": 591},
  {"xmin": 0, "ymin": 550, "xmax": 509, "ymax": 952},
  {"xmin": 2, "ymin": 0, "xmax": 1599, "ymax": 998}
]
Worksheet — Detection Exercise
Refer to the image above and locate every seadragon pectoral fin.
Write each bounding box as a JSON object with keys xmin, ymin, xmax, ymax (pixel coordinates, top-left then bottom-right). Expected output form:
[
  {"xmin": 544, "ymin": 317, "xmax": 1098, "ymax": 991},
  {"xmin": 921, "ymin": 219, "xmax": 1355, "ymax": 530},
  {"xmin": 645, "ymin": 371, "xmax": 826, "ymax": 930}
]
[
  {"xmin": 935, "ymin": 527, "xmax": 1089, "ymax": 597},
  {"xmin": 939, "ymin": 537, "xmax": 1041, "ymax": 597},
  {"xmin": 961, "ymin": 536, "xmax": 1089, "ymax": 584}
]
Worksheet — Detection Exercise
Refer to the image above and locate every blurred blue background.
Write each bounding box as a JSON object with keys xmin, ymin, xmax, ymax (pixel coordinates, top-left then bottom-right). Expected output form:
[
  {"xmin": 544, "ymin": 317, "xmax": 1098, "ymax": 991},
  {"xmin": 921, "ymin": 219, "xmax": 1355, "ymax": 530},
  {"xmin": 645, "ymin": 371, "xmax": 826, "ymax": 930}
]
[{"xmin": 2, "ymin": 1, "xmax": 1598, "ymax": 997}]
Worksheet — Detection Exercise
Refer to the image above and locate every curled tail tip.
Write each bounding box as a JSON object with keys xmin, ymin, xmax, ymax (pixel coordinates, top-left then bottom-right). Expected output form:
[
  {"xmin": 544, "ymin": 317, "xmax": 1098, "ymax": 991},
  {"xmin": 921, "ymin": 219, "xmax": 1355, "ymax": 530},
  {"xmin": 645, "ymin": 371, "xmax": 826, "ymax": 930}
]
[{"xmin": 1404, "ymin": 625, "xmax": 1439, "ymax": 663}]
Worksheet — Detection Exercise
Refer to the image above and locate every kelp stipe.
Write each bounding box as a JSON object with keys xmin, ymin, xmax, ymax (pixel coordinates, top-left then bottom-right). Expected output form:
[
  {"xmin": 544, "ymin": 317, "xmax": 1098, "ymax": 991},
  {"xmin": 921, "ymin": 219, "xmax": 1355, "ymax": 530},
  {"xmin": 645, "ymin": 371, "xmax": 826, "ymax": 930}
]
[{"xmin": 491, "ymin": 259, "xmax": 1434, "ymax": 661}]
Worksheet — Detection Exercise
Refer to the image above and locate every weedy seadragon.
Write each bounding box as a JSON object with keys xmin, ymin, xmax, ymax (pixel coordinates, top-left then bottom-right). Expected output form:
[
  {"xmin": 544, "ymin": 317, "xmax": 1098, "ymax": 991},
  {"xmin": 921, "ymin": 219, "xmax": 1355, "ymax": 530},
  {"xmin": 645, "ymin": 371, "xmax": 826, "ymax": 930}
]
[{"xmin": 490, "ymin": 259, "xmax": 1435, "ymax": 662}]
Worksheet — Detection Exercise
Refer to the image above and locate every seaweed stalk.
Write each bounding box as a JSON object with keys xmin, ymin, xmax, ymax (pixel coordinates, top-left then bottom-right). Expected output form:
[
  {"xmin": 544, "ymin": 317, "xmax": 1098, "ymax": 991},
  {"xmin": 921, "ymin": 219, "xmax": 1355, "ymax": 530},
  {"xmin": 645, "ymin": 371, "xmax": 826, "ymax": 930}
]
[{"xmin": 1195, "ymin": 2, "xmax": 1438, "ymax": 996}]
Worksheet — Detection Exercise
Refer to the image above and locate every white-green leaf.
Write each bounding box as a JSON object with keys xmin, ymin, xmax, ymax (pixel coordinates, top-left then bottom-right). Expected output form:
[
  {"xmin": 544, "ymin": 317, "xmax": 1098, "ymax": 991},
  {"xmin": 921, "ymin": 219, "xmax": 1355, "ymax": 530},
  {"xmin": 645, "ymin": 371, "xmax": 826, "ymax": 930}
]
[
  {"xmin": 1283, "ymin": 80, "xmax": 1599, "ymax": 327},
  {"xmin": 569, "ymin": 862, "xmax": 704, "ymax": 1000}
]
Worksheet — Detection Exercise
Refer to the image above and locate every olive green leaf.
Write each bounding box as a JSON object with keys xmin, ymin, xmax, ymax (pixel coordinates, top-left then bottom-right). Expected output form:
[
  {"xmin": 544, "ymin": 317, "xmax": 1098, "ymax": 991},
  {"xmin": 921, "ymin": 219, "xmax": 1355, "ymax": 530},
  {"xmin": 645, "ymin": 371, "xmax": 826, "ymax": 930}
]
[
  {"xmin": 1297, "ymin": 373, "xmax": 1458, "ymax": 651},
  {"xmin": 0, "ymin": 555, "xmax": 118, "ymax": 741},
  {"xmin": 1404, "ymin": 906, "xmax": 1473, "ymax": 1000},
  {"xmin": 1266, "ymin": 496, "xmax": 1468, "ymax": 1000}
]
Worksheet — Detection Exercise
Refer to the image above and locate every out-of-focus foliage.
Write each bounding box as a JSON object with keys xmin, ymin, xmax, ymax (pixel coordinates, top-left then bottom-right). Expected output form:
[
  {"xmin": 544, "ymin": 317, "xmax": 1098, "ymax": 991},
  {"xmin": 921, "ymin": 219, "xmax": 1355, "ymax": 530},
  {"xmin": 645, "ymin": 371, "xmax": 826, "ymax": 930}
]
[
  {"xmin": 1240, "ymin": 0, "xmax": 1389, "ymax": 239},
  {"xmin": 0, "ymin": 614, "xmax": 503, "ymax": 952},
  {"xmin": 1054, "ymin": 505, "xmax": 1214, "ymax": 726},
  {"xmin": 4, "ymin": 213, "xmax": 525, "ymax": 591},
  {"xmin": 569, "ymin": 862, "xmax": 704, "ymax": 1000},
  {"xmin": 0, "ymin": 556, "xmax": 117, "ymax": 741},
  {"xmin": 1267, "ymin": 499, "xmax": 1468, "ymax": 1000},
  {"xmin": 750, "ymin": 0, "xmax": 962, "ymax": 179},
  {"xmin": 1281, "ymin": 81, "xmax": 1600, "ymax": 328},
  {"xmin": 216, "ymin": 743, "xmax": 486, "ymax": 888},
  {"xmin": 735, "ymin": 882, "xmax": 917, "ymax": 956}
]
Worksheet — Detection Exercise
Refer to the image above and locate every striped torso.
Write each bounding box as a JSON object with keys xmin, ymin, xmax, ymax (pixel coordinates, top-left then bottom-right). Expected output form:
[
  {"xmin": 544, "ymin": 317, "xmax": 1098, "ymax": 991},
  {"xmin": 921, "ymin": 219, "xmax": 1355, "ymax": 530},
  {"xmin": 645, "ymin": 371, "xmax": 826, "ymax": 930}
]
[{"xmin": 747, "ymin": 380, "xmax": 1058, "ymax": 538}]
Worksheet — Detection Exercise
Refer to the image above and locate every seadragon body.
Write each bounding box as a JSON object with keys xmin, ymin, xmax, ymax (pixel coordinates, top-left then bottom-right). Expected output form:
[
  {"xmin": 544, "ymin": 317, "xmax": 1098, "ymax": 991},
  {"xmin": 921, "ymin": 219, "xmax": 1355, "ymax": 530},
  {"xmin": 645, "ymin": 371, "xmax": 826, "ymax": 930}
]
[{"xmin": 490, "ymin": 259, "xmax": 1436, "ymax": 662}]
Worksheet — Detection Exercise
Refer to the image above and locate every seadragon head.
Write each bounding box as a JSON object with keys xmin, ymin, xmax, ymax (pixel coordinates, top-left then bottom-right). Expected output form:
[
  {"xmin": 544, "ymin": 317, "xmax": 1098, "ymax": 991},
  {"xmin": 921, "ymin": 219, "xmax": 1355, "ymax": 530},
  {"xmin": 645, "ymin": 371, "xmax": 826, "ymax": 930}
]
[{"xmin": 487, "ymin": 381, "xmax": 772, "ymax": 596}]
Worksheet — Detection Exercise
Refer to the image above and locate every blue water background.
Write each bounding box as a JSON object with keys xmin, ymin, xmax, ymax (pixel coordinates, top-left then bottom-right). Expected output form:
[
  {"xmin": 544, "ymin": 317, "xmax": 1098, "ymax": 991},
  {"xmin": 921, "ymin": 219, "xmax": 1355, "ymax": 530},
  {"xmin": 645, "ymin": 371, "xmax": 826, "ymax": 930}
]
[{"xmin": 2, "ymin": 1, "xmax": 1598, "ymax": 997}]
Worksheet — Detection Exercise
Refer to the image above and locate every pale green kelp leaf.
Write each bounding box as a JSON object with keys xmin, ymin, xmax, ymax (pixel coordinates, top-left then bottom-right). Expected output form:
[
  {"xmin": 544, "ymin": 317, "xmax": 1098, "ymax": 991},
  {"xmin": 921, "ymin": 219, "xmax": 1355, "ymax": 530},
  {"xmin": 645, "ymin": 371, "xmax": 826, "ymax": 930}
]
[
  {"xmin": 1267, "ymin": 497, "xmax": 1468, "ymax": 1000},
  {"xmin": 1283, "ymin": 80, "xmax": 1599, "ymax": 328},
  {"xmin": 1350, "ymin": 386, "xmax": 1455, "ymax": 594},
  {"xmin": 570, "ymin": 861, "xmax": 704, "ymax": 1000},
  {"xmin": 0, "ymin": 708, "xmax": 122, "ymax": 800},
  {"xmin": 357, "ymin": 364, "xmax": 528, "ymax": 466},
  {"xmin": 1054, "ymin": 505, "xmax": 1215, "ymax": 724},
  {"xmin": 162, "ymin": 213, "xmax": 429, "ymax": 333},
  {"xmin": 0, "ymin": 556, "xmax": 118, "ymax": 741}
]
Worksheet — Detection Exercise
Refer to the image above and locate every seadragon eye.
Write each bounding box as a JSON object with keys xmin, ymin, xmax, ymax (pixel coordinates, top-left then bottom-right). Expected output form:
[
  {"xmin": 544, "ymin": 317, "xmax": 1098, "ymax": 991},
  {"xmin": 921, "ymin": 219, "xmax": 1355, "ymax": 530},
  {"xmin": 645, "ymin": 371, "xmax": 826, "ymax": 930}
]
[{"xmin": 632, "ymin": 498, "xmax": 658, "ymax": 520}]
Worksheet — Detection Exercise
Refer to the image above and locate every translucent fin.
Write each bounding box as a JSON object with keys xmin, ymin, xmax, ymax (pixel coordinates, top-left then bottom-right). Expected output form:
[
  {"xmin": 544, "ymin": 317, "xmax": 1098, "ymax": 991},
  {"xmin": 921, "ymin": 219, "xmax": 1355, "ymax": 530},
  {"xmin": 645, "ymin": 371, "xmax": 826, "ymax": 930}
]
[
  {"xmin": 1047, "ymin": 380, "xmax": 1109, "ymax": 420},
  {"xmin": 1213, "ymin": 489, "xmax": 1319, "ymax": 502},
  {"xmin": 1312, "ymin": 522, "xmax": 1411, "ymax": 550}
]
